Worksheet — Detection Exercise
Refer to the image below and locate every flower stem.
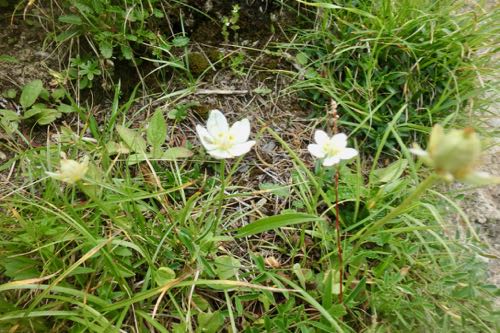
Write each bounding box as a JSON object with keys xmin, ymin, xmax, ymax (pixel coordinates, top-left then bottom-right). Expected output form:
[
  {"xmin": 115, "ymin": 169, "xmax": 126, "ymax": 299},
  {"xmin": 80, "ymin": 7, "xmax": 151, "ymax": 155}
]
[
  {"xmin": 213, "ymin": 159, "xmax": 226, "ymax": 233},
  {"xmin": 334, "ymin": 166, "xmax": 343, "ymax": 304},
  {"xmin": 330, "ymin": 99, "xmax": 343, "ymax": 305}
]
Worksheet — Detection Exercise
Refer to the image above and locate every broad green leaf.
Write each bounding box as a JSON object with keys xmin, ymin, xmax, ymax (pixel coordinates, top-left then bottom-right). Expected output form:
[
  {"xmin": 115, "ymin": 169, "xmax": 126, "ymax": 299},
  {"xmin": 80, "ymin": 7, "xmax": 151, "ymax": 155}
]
[
  {"xmin": 37, "ymin": 109, "xmax": 61, "ymax": 125},
  {"xmin": 57, "ymin": 103, "xmax": 75, "ymax": 114},
  {"xmin": 20, "ymin": 80, "xmax": 43, "ymax": 109},
  {"xmin": 172, "ymin": 36, "xmax": 189, "ymax": 47},
  {"xmin": 23, "ymin": 103, "xmax": 46, "ymax": 118},
  {"xmin": 106, "ymin": 141, "xmax": 131, "ymax": 155},
  {"xmin": 259, "ymin": 182, "xmax": 290, "ymax": 198},
  {"xmin": 51, "ymin": 88, "xmax": 66, "ymax": 100},
  {"xmin": 296, "ymin": 52, "xmax": 309, "ymax": 65},
  {"xmin": 196, "ymin": 311, "xmax": 224, "ymax": 333},
  {"xmin": 99, "ymin": 41, "xmax": 113, "ymax": 59},
  {"xmin": 235, "ymin": 213, "xmax": 323, "ymax": 238},
  {"xmin": 154, "ymin": 267, "xmax": 176, "ymax": 286},
  {"xmin": 214, "ymin": 255, "xmax": 241, "ymax": 280},
  {"xmin": 0, "ymin": 109, "xmax": 20, "ymax": 121},
  {"xmin": 126, "ymin": 147, "xmax": 192, "ymax": 165},
  {"xmin": 58, "ymin": 15, "xmax": 83, "ymax": 25},
  {"xmin": 161, "ymin": 147, "xmax": 192, "ymax": 160},
  {"xmin": 147, "ymin": 109, "xmax": 167, "ymax": 157},
  {"xmin": 153, "ymin": 8, "xmax": 164, "ymax": 18},
  {"xmin": 373, "ymin": 159, "xmax": 408, "ymax": 183},
  {"xmin": 116, "ymin": 125, "xmax": 146, "ymax": 153},
  {"xmin": 1, "ymin": 257, "xmax": 40, "ymax": 280},
  {"xmin": 121, "ymin": 44, "xmax": 133, "ymax": 60}
]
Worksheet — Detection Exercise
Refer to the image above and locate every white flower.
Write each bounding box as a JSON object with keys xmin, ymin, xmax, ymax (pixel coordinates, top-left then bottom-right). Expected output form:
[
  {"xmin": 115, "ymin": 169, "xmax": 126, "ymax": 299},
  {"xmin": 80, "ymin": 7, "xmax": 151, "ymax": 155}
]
[
  {"xmin": 47, "ymin": 156, "xmax": 89, "ymax": 184},
  {"xmin": 196, "ymin": 109, "xmax": 256, "ymax": 159},
  {"xmin": 308, "ymin": 130, "xmax": 358, "ymax": 167}
]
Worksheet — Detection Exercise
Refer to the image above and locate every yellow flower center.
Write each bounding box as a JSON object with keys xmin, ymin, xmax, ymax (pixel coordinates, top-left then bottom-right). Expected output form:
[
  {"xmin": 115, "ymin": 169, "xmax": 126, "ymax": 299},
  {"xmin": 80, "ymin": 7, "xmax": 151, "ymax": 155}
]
[
  {"xmin": 323, "ymin": 142, "xmax": 342, "ymax": 157},
  {"xmin": 213, "ymin": 132, "xmax": 236, "ymax": 150}
]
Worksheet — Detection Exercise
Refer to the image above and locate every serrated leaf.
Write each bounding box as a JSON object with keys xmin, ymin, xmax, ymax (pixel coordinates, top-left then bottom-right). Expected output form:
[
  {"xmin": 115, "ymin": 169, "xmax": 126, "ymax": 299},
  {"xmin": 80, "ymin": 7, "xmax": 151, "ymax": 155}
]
[
  {"xmin": 20, "ymin": 80, "xmax": 43, "ymax": 109},
  {"xmin": 147, "ymin": 109, "xmax": 167, "ymax": 157},
  {"xmin": 120, "ymin": 44, "xmax": 133, "ymax": 60},
  {"xmin": 196, "ymin": 311, "xmax": 224, "ymax": 333},
  {"xmin": 172, "ymin": 36, "xmax": 189, "ymax": 47},
  {"xmin": 116, "ymin": 125, "xmax": 146, "ymax": 153},
  {"xmin": 4, "ymin": 88, "xmax": 17, "ymax": 99},
  {"xmin": 99, "ymin": 41, "xmax": 113, "ymax": 59},
  {"xmin": 235, "ymin": 213, "xmax": 323, "ymax": 238}
]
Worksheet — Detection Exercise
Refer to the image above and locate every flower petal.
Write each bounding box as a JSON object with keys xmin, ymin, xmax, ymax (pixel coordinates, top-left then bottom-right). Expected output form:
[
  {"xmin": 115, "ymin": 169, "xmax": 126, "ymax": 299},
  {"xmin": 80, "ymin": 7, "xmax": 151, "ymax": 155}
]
[
  {"xmin": 314, "ymin": 130, "xmax": 329, "ymax": 145},
  {"xmin": 338, "ymin": 148, "xmax": 358, "ymax": 160},
  {"xmin": 46, "ymin": 171, "xmax": 61, "ymax": 179},
  {"xmin": 229, "ymin": 118, "xmax": 251, "ymax": 143},
  {"xmin": 330, "ymin": 133, "xmax": 347, "ymax": 146},
  {"xmin": 229, "ymin": 140, "xmax": 256, "ymax": 157},
  {"xmin": 207, "ymin": 149, "xmax": 233, "ymax": 159},
  {"xmin": 308, "ymin": 144, "xmax": 325, "ymax": 158},
  {"xmin": 207, "ymin": 109, "xmax": 229, "ymax": 136},
  {"xmin": 323, "ymin": 156, "xmax": 340, "ymax": 166},
  {"xmin": 462, "ymin": 171, "xmax": 500, "ymax": 185},
  {"xmin": 196, "ymin": 125, "xmax": 216, "ymax": 150},
  {"xmin": 409, "ymin": 146, "xmax": 428, "ymax": 157}
]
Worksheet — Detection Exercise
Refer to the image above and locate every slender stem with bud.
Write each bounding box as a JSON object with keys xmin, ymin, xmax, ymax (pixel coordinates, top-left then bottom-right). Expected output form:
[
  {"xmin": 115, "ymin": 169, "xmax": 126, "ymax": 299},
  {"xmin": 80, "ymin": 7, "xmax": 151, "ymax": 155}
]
[{"xmin": 330, "ymin": 100, "xmax": 344, "ymax": 304}]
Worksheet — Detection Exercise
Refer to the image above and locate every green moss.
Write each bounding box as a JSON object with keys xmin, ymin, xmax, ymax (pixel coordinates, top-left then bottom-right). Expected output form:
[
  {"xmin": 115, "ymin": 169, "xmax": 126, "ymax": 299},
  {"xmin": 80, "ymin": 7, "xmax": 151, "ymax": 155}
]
[{"xmin": 188, "ymin": 52, "xmax": 210, "ymax": 75}]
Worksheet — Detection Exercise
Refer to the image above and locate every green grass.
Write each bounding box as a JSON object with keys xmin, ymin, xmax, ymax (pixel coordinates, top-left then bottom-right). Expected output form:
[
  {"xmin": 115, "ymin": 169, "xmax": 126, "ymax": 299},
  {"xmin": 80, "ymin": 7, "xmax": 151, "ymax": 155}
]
[
  {"xmin": 0, "ymin": 0, "xmax": 499, "ymax": 332},
  {"xmin": 279, "ymin": 0, "xmax": 499, "ymax": 151}
]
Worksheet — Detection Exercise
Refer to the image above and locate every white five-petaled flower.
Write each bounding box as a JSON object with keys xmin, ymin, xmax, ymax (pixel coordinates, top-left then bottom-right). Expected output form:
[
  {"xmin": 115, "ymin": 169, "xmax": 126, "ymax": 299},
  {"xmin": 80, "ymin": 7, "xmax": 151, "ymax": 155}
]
[
  {"xmin": 196, "ymin": 109, "xmax": 256, "ymax": 159},
  {"xmin": 308, "ymin": 130, "xmax": 358, "ymax": 166},
  {"xmin": 46, "ymin": 156, "xmax": 89, "ymax": 184}
]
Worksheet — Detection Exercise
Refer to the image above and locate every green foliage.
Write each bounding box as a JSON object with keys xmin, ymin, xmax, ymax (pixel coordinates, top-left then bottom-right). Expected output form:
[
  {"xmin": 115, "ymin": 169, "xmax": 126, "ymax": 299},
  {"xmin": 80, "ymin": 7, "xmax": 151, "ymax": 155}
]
[
  {"xmin": 0, "ymin": 81, "xmax": 76, "ymax": 133},
  {"xmin": 221, "ymin": 4, "xmax": 241, "ymax": 43},
  {"xmin": 68, "ymin": 57, "xmax": 102, "ymax": 89},
  {"xmin": 285, "ymin": 0, "xmax": 498, "ymax": 150},
  {"xmin": 0, "ymin": 1, "xmax": 498, "ymax": 332},
  {"xmin": 50, "ymin": 0, "xmax": 192, "ymax": 90}
]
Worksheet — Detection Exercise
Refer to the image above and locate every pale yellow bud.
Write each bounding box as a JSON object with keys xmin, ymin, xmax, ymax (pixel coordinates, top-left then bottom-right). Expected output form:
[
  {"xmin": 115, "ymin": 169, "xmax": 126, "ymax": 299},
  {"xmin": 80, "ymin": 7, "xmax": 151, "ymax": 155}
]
[
  {"xmin": 411, "ymin": 125, "xmax": 498, "ymax": 185},
  {"xmin": 428, "ymin": 126, "xmax": 481, "ymax": 180},
  {"xmin": 47, "ymin": 156, "xmax": 89, "ymax": 184}
]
